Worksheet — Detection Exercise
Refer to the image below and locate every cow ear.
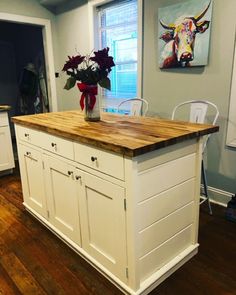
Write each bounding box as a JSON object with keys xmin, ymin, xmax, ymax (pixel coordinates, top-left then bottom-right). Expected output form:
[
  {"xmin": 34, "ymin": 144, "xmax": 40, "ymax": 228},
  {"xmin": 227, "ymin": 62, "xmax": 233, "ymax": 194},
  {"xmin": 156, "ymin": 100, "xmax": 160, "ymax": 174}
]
[
  {"xmin": 196, "ymin": 20, "xmax": 210, "ymax": 33},
  {"xmin": 160, "ymin": 31, "xmax": 174, "ymax": 43}
]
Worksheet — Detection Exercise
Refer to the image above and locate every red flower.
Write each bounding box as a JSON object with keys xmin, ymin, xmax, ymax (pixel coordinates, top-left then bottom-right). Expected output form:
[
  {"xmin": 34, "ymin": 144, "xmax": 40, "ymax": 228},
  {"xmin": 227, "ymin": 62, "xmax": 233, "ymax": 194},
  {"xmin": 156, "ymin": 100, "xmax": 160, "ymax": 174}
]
[
  {"xmin": 62, "ymin": 55, "xmax": 85, "ymax": 71},
  {"xmin": 90, "ymin": 47, "xmax": 115, "ymax": 71}
]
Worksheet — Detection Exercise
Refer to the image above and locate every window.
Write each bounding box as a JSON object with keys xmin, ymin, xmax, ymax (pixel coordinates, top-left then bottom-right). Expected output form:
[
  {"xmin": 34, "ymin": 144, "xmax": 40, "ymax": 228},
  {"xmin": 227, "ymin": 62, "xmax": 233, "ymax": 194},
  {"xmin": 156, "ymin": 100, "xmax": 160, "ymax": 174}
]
[{"xmin": 97, "ymin": 0, "xmax": 138, "ymax": 112}]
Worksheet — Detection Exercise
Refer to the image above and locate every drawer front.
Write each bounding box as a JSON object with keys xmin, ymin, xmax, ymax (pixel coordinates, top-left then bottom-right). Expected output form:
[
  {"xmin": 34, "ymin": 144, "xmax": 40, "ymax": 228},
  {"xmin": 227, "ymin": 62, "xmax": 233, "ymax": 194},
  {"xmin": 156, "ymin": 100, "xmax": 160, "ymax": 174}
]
[
  {"xmin": 0, "ymin": 112, "xmax": 9, "ymax": 127},
  {"xmin": 74, "ymin": 142, "xmax": 124, "ymax": 180},
  {"xmin": 15, "ymin": 125, "xmax": 42, "ymax": 146},
  {"xmin": 41, "ymin": 132, "xmax": 74, "ymax": 160}
]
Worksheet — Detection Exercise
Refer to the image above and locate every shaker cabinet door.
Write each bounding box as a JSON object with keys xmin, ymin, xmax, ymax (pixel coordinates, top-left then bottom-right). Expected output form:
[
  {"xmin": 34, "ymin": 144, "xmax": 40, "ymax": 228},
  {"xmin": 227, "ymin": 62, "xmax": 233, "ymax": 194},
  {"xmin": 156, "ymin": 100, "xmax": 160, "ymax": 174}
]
[
  {"xmin": 43, "ymin": 155, "xmax": 82, "ymax": 246},
  {"xmin": 17, "ymin": 144, "xmax": 47, "ymax": 218},
  {"xmin": 78, "ymin": 171, "xmax": 127, "ymax": 282}
]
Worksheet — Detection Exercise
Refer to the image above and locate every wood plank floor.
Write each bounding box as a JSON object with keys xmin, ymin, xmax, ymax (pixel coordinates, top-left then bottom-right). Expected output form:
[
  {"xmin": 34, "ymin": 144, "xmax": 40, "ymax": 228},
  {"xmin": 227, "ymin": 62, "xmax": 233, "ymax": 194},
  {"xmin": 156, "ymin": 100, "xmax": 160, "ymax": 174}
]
[{"xmin": 0, "ymin": 165, "xmax": 236, "ymax": 295}]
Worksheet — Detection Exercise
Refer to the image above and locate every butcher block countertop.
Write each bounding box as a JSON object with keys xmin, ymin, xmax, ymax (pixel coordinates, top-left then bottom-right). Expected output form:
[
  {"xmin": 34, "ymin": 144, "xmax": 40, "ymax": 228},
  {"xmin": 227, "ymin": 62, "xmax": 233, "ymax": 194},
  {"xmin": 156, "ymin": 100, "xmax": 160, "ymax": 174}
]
[
  {"xmin": 0, "ymin": 105, "xmax": 11, "ymax": 112},
  {"xmin": 12, "ymin": 110, "xmax": 219, "ymax": 157}
]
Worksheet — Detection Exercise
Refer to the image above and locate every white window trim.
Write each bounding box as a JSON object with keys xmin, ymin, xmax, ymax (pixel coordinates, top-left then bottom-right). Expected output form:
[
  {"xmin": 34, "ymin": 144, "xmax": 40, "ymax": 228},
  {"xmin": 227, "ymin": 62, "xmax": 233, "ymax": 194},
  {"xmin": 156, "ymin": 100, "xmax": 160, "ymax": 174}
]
[{"xmin": 88, "ymin": 0, "xmax": 143, "ymax": 98}]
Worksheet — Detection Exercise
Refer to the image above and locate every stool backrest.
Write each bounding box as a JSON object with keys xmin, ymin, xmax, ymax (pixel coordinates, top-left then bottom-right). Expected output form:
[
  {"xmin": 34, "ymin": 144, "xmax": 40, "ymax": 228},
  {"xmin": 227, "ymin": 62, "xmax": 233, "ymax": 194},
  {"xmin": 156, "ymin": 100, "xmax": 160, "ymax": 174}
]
[
  {"xmin": 118, "ymin": 98, "xmax": 149, "ymax": 116},
  {"xmin": 171, "ymin": 100, "xmax": 219, "ymax": 151}
]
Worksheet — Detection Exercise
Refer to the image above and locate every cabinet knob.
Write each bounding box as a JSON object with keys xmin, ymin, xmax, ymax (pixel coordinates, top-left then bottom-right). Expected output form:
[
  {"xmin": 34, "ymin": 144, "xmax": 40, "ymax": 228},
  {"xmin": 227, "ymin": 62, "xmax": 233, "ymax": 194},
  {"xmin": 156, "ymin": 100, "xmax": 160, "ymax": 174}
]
[
  {"xmin": 24, "ymin": 133, "xmax": 29, "ymax": 137},
  {"xmin": 67, "ymin": 171, "xmax": 73, "ymax": 176},
  {"xmin": 91, "ymin": 156, "xmax": 97, "ymax": 162},
  {"xmin": 51, "ymin": 142, "xmax": 57, "ymax": 147},
  {"xmin": 75, "ymin": 175, "xmax": 81, "ymax": 180},
  {"xmin": 26, "ymin": 151, "xmax": 31, "ymax": 156}
]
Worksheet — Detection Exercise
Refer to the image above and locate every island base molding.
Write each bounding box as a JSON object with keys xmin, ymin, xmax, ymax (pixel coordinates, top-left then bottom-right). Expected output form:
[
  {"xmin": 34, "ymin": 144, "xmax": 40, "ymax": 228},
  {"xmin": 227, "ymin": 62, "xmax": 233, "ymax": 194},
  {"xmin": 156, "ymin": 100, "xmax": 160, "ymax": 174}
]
[{"xmin": 24, "ymin": 204, "xmax": 199, "ymax": 295}]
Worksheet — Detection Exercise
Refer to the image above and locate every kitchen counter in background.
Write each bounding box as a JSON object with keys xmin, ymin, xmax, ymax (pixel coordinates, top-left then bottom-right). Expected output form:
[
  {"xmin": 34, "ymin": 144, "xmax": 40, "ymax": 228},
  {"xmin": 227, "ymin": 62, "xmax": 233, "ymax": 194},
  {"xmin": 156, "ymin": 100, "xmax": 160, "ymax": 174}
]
[{"xmin": 0, "ymin": 105, "xmax": 14, "ymax": 174}]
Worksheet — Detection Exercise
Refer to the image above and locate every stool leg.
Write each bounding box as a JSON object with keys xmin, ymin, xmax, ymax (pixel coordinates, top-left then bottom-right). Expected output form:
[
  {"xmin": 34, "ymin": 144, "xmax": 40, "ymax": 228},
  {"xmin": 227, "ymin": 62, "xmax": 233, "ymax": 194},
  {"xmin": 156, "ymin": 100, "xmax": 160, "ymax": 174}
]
[{"xmin": 201, "ymin": 160, "xmax": 213, "ymax": 215}]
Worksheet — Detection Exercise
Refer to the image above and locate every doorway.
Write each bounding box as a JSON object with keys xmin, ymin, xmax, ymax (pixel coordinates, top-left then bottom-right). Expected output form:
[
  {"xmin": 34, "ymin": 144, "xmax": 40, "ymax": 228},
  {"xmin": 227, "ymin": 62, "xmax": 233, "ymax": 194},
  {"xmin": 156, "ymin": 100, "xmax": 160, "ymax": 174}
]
[
  {"xmin": 0, "ymin": 14, "xmax": 57, "ymax": 163},
  {"xmin": 0, "ymin": 13, "xmax": 57, "ymax": 115},
  {"xmin": 0, "ymin": 21, "xmax": 49, "ymax": 119}
]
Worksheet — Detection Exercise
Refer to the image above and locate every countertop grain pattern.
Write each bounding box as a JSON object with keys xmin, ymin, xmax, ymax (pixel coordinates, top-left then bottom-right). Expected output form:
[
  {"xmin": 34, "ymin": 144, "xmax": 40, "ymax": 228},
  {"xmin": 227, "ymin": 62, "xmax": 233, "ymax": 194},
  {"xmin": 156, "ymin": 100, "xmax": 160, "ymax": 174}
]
[{"xmin": 12, "ymin": 111, "xmax": 219, "ymax": 157}]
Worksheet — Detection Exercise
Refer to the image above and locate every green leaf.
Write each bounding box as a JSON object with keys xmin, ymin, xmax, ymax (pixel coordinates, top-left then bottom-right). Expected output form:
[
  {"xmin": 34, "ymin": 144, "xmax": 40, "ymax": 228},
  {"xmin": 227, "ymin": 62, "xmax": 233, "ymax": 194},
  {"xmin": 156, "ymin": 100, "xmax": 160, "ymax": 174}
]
[
  {"xmin": 98, "ymin": 77, "xmax": 111, "ymax": 90},
  {"xmin": 64, "ymin": 77, "xmax": 76, "ymax": 90}
]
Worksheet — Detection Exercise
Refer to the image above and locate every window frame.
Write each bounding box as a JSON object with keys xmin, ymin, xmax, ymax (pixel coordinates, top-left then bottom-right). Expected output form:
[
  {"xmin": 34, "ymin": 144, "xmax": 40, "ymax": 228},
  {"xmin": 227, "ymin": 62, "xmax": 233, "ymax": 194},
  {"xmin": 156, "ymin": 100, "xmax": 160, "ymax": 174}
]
[{"xmin": 88, "ymin": 0, "xmax": 143, "ymax": 103}]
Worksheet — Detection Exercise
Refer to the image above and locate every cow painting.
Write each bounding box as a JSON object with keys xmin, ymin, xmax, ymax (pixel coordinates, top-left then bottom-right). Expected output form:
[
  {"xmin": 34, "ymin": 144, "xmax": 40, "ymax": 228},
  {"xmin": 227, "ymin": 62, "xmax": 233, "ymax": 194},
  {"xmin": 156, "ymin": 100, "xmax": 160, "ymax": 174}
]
[{"xmin": 159, "ymin": 1, "xmax": 212, "ymax": 69}]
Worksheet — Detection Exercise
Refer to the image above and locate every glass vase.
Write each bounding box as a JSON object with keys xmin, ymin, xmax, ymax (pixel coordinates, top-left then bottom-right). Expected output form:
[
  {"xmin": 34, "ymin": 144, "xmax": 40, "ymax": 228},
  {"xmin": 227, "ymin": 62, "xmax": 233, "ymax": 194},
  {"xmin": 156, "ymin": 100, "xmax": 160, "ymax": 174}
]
[{"xmin": 84, "ymin": 92, "xmax": 101, "ymax": 122}]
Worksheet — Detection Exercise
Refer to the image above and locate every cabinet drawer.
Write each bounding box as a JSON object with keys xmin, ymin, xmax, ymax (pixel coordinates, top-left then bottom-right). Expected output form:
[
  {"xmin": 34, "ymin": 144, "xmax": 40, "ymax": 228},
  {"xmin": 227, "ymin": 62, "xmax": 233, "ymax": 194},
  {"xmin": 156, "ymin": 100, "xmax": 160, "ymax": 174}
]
[
  {"xmin": 41, "ymin": 132, "xmax": 74, "ymax": 160},
  {"xmin": 15, "ymin": 125, "xmax": 42, "ymax": 146},
  {"xmin": 0, "ymin": 112, "xmax": 9, "ymax": 127},
  {"xmin": 74, "ymin": 142, "xmax": 124, "ymax": 180}
]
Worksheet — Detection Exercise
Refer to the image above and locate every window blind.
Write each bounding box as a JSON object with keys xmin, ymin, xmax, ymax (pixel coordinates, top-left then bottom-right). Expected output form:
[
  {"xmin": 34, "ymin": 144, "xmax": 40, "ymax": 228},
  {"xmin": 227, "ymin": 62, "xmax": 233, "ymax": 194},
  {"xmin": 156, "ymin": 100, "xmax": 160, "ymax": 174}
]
[{"xmin": 97, "ymin": 0, "xmax": 138, "ymax": 105}]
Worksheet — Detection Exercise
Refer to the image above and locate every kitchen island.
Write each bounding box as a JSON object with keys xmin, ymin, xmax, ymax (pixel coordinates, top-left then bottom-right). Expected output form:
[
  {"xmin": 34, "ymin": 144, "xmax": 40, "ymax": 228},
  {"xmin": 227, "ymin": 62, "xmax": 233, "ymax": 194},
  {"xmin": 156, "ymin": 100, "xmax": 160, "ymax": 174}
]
[{"xmin": 12, "ymin": 111, "xmax": 218, "ymax": 295}]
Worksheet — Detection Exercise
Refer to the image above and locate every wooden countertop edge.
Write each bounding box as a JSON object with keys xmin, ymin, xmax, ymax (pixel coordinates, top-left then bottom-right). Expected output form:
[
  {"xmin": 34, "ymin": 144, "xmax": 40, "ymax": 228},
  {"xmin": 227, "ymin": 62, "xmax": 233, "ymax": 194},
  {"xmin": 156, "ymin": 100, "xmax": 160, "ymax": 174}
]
[
  {"xmin": 0, "ymin": 105, "xmax": 11, "ymax": 111},
  {"xmin": 12, "ymin": 117, "xmax": 219, "ymax": 157}
]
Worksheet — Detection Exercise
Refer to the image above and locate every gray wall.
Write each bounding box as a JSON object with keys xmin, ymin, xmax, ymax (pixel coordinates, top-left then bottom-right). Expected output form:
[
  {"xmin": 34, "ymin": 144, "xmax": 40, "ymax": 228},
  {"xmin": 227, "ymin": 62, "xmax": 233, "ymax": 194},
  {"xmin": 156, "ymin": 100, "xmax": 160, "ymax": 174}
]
[{"xmin": 143, "ymin": 0, "xmax": 236, "ymax": 195}]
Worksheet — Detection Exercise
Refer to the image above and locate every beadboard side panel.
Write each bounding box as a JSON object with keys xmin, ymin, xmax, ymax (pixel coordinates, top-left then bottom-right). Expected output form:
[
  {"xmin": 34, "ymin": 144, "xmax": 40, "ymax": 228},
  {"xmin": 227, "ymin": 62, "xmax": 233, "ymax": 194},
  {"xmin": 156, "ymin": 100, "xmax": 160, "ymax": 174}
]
[{"xmin": 133, "ymin": 139, "xmax": 201, "ymax": 284}]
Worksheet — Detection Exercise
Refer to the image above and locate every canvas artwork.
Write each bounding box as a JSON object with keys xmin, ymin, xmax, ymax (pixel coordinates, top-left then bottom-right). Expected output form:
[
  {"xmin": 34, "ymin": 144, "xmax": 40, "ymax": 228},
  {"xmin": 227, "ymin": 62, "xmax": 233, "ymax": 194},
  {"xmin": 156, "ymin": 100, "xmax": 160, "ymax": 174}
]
[{"xmin": 158, "ymin": 0, "xmax": 213, "ymax": 69}]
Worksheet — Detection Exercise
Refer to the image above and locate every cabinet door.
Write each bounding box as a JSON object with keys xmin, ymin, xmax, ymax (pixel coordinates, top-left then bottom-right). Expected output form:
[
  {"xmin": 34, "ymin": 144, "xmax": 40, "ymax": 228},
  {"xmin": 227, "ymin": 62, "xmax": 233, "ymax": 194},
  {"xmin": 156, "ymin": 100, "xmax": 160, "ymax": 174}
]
[
  {"xmin": 17, "ymin": 144, "xmax": 47, "ymax": 218},
  {"xmin": 78, "ymin": 171, "xmax": 127, "ymax": 281},
  {"xmin": 0, "ymin": 125, "xmax": 14, "ymax": 171},
  {"xmin": 43, "ymin": 155, "xmax": 81, "ymax": 246}
]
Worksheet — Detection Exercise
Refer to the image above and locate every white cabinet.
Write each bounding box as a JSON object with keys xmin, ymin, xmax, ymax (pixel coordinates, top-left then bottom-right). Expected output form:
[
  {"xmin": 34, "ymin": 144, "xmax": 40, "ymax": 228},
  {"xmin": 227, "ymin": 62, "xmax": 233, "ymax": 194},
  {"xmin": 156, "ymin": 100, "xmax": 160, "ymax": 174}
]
[
  {"xmin": 43, "ymin": 154, "xmax": 82, "ymax": 246},
  {"xmin": 17, "ymin": 143, "xmax": 47, "ymax": 219},
  {"xmin": 43, "ymin": 154, "xmax": 127, "ymax": 280},
  {"xmin": 0, "ymin": 111, "xmax": 14, "ymax": 173},
  {"xmin": 15, "ymin": 124, "xmax": 127, "ymax": 282},
  {"xmin": 14, "ymin": 123, "xmax": 203, "ymax": 295},
  {"xmin": 79, "ymin": 171, "xmax": 127, "ymax": 281}
]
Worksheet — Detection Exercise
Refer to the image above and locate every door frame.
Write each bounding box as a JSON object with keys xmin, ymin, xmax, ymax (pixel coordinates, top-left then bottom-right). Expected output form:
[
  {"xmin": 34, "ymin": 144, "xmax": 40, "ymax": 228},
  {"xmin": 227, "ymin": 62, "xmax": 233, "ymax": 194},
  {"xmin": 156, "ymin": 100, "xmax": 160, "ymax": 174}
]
[{"xmin": 0, "ymin": 13, "xmax": 58, "ymax": 112}]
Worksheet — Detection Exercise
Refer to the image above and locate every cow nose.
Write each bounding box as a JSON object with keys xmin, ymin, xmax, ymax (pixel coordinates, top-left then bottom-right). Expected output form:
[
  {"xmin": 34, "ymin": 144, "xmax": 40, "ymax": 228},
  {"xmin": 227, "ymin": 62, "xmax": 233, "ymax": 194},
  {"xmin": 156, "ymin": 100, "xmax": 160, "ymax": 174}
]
[{"xmin": 180, "ymin": 52, "xmax": 193, "ymax": 61}]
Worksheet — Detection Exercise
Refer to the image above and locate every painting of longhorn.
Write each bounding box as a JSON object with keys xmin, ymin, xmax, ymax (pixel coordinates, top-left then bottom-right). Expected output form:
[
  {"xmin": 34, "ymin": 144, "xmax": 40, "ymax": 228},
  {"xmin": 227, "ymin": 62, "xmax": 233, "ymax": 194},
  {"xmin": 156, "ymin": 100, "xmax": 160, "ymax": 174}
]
[{"xmin": 158, "ymin": 0, "xmax": 212, "ymax": 69}]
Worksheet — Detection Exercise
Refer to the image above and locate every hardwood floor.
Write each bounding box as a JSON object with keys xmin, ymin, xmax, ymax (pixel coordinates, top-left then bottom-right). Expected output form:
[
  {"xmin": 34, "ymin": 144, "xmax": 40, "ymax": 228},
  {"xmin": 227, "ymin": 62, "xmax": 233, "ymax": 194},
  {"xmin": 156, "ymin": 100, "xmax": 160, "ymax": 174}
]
[{"xmin": 0, "ymin": 165, "xmax": 236, "ymax": 295}]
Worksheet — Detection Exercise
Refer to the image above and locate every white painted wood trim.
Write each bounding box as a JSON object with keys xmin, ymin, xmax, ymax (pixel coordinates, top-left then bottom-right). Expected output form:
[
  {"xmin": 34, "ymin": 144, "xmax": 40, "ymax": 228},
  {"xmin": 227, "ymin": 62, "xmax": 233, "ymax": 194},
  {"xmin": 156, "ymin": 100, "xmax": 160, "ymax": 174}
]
[
  {"xmin": 88, "ymin": 0, "xmax": 112, "ymax": 51},
  {"xmin": 226, "ymin": 29, "xmax": 236, "ymax": 147},
  {"xmin": 201, "ymin": 185, "xmax": 232, "ymax": 207},
  {"xmin": 0, "ymin": 13, "xmax": 58, "ymax": 112}
]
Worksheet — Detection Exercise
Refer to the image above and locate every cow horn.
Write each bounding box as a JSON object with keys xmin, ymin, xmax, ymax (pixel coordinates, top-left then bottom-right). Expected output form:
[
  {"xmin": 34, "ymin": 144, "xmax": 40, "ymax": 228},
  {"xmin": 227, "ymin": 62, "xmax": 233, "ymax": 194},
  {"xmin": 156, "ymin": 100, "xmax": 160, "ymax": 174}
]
[
  {"xmin": 159, "ymin": 19, "xmax": 175, "ymax": 30},
  {"xmin": 194, "ymin": 1, "xmax": 211, "ymax": 22}
]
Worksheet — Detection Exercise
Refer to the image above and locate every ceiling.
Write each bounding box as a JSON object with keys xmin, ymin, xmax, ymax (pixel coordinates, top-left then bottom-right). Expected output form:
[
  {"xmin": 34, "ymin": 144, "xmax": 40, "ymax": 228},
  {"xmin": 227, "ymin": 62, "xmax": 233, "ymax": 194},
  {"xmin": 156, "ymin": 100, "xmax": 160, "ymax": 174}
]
[
  {"xmin": 38, "ymin": 0, "xmax": 69, "ymax": 10},
  {"xmin": 38, "ymin": 0, "xmax": 86, "ymax": 14}
]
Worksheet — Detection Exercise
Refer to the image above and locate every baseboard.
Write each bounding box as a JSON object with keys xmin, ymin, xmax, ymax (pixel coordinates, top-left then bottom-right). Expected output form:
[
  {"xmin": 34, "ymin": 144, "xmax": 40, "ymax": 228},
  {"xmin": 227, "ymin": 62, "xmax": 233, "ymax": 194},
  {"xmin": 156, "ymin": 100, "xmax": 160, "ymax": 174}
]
[{"xmin": 201, "ymin": 185, "xmax": 233, "ymax": 207}]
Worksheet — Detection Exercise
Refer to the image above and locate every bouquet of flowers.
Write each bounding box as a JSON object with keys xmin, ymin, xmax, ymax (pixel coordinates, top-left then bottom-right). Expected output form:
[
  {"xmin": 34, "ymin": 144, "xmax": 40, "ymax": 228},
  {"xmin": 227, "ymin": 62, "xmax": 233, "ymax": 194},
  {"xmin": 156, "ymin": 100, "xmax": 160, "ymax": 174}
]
[{"xmin": 62, "ymin": 47, "xmax": 115, "ymax": 111}]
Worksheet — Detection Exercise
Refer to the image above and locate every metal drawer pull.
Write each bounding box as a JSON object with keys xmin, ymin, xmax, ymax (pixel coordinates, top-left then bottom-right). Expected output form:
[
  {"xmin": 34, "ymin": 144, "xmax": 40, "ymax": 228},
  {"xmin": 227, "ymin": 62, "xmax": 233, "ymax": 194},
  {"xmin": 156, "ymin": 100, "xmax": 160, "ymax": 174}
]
[
  {"xmin": 67, "ymin": 171, "xmax": 73, "ymax": 176},
  {"xmin": 24, "ymin": 133, "xmax": 29, "ymax": 137},
  {"xmin": 51, "ymin": 142, "xmax": 57, "ymax": 147},
  {"xmin": 91, "ymin": 156, "xmax": 97, "ymax": 162},
  {"xmin": 75, "ymin": 175, "xmax": 81, "ymax": 180},
  {"xmin": 26, "ymin": 151, "xmax": 31, "ymax": 156}
]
